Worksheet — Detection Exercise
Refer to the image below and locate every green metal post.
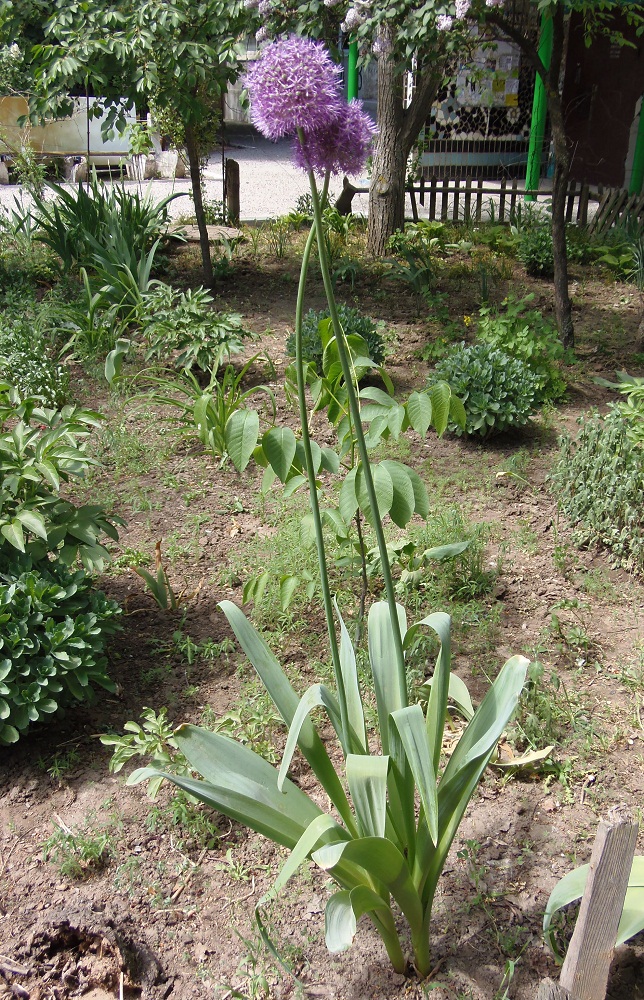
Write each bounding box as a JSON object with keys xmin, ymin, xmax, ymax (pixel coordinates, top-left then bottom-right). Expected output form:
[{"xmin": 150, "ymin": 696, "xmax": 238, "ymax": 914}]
[
  {"xmin": 347, "ymin": 41, "xmax": 358, "ymax": 101},
  {"xmin": 629, "ymin": 99, "xmax": 644, "ymax": 195},
  {"xmin": 525, "ymin": 11, "xmax": 553, "ymax": 201}
]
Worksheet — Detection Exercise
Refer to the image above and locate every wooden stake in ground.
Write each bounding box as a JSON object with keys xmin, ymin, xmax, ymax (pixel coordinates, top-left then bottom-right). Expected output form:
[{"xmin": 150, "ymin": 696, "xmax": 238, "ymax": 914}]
[{"xmin": 536, "ymin": 806, "xmax": 638, "ymax": 1000}]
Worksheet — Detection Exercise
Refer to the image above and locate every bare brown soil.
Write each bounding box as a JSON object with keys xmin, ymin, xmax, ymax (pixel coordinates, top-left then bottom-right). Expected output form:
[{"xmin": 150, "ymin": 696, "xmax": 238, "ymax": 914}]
[{"xmin": 2, "ymin": 243, "xmax": 644, "ymax": 1000}]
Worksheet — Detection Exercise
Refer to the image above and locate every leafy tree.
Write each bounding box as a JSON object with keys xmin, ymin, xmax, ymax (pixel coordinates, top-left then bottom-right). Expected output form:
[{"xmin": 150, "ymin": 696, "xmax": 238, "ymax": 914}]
[
  {"xmin": 263, "ymin": 1, "xmax": 643, "ymax": 347},
  {"xmin": 2, "ymin": 0, "xmax": 252, "ymax": 284}
]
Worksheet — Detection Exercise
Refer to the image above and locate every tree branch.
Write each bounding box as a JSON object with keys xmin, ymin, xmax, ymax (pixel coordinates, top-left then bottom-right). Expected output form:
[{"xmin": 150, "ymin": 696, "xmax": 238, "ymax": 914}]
[{"xmin": 484, "ymin": 11, "xmax": 546, "ymax": 82}]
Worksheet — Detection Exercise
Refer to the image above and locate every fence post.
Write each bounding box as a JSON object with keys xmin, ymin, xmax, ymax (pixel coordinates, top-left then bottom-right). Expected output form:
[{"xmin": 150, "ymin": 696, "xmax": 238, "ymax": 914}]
[
  {"xmin": 429, "ymin": 176, "xmax": 437, "ymax": 221},
  {"xmin": 537, "ymin": 807, "xmax": 637, "ymax": 1000},
  {"xmin": 452, "ymin": 178, "xmax": 461, "ymax": 222},
  {"xmin": 441, "ymin": 177, "xmax": 450, "ymax": 221},
  {"xmin": 499, "ymin": 177, "xmax": 507, "ymax": 222},
  {"xmin": 464, "ymin": 178, "xmax": 472, "ymax": 224},
  {"xmin": 475, "ymin": 178, "xmax": 483, "ymax": 222},
  {"xmin": 225, "ymin": 158, "xmax": 240, "ymax": 226}
]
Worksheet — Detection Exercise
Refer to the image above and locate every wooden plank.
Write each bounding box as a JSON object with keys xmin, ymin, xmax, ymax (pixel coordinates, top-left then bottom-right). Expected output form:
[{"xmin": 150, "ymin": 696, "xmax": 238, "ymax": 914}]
[
  {"xmin": 578, "ymin": 184, "xmax": 590, "ymax": 226},
  {"xmin": 409, "ymin": 185, "xmax": 419, "ymax": 223},
  {"xmin": 588, "ymin": 187, "xmax": 615, "ymax": 235},
  {"xmin": 452, "ymin": 178, "xmax": 460, "ymax": 222},
  {"xmin": 509, "ymin": 177, "xmax": 518, "ymax": 220},
  {"xmin": 464, "ymin": 177, "xmax": 472, "ymax": 224},
  {"xmin": 559, "ymin": 808, "xmax": 637, "ymax": 1000},
  {"xmin": 224, "ymin": 158, "xmax": 240, "ymax": 226},
  {"xmin": 536, "ymin": 979, "xmax": 575, "ymax": 1000},
  {"xmin": 499, "ymin": 177, "xmax": 507, "ymax": 222},
  {"xmin": 419, "ymin": 175, "xmax": 425, "ymax": 206},
  {"xmin": 475, "ymin": 178, "xmax": 483, "ymax": 221},
  {"xmin": 441, "ymin": 177, "xmax": 450, "ymax": 221},
  {"xmin": 428, "ymin": 176, "xmax": 437, "ymax": 222},
  {"xmin": 601, "ymin": 189, "xmax": 630, "ymax": 233}
]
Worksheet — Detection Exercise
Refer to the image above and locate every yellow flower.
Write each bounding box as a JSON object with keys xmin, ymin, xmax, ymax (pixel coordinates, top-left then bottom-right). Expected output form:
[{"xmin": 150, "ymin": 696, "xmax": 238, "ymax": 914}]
[{"xmin": 463, "ymin": 315, "xmax": 472, "ymax": 327}]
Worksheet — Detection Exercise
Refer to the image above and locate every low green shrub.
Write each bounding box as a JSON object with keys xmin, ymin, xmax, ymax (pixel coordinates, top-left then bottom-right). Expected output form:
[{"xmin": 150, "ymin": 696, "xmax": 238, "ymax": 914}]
[
  {"xmin": 0, "ymin": 311, "xmax": 71, "ymax": 406},
  {"xmin": 0, "ymin": 383, "xmax": 123, "ymax": 570},
  {"xmin": 143, "ymin": 283, "xmax": 254, "ymax": 372},
  {"xmin": 477, "ymin": 293, "xmax": 567, "ymax": 403},
  {"xmin": 287, "ymin": 303, "xmax": 386, "ymax": 373},
  {"xmin": 429, "ymin": 342, "xmax": 540, "ymax": 437},
  {"xmin": 549, "ymin": 407, "xmax": 644, "ymax": 573},
  {"xmin": 0, "ymin": 555, "xmax": 121, "ymax": 745},
  {"xmin": 517, "ymin": 224, "xmax": 553, "ymax": 278}
]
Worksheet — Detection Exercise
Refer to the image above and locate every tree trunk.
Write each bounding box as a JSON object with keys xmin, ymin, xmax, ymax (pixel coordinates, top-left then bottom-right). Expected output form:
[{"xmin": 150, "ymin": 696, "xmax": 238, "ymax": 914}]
[
  {"xmin": 547, "ymin": 9, "xmax": 574, "ymax": 349},
  {"xmin": 367, "ymin": 51, "xmax": 407, "ymax": 256},
  {"xmin": 366, "ymin": 43, "xmax": 446, "ymax": 257},
  {"xmin": 184, "ymin": 123, "xmax": 213, "ymax": 286}
]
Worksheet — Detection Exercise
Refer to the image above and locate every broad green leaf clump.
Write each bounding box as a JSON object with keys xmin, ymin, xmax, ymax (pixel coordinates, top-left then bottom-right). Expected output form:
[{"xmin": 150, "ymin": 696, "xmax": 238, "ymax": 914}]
[
  {"xmin": 286, "ymin": 303, "xmax": 386, "ymax": 374},
  {"xmin": 0, "ymin": 555, "xmax": 121, "ymax": 746},
  {"xmin": 429, "ymin": 342, "xmax": 540, "ymax": 437}
]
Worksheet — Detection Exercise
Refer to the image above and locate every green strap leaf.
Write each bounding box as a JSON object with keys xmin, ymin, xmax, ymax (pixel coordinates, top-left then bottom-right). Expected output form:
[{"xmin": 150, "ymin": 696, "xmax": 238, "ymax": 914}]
[
  {"xmin": 336, "ymin": 599, "xmax": 366, "ymax": 752},
  {"xmin": 312, "ymin": 837, "xmax": 422, "ymax": 932},
  {"xmin": 219, "ymin": 601, "xmax": 356, "ymax": 832},
  {"xmin": 368, "ymin": 601, "xmax": 408, "ymax": 754},
  {"xmin": 325, "ymin": 891, "xmax": 356, "ymax": 954},
  {"xmin": 411, "ymin": 611, "xmax": 452, "ymax": 775},
  {"xmin": 346, "ymin": 754, "xmax": 389, "ymax": 840},
  {"xmin": 390, "ymin": 706, "xmax": 438, "ymax": 847},
  {"xmin": 225, "ymin": 409, "xmax": 260, "ymax": 472},
  {"xmin": 277, "ymin": 683, "xmax": 344, "ymax": 792}
]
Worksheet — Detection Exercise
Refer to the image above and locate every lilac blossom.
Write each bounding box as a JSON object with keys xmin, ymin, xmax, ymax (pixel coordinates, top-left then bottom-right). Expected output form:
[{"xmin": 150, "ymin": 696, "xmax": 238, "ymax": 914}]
[
  {"xmin": 341, "ymin": 8, "xmax": 365, "ymax": 33},
  {"xmin": 436, "ymin": 14, "xmax": 453, "ymax": 30},
  {"xmin": 485, "ymin": 0, "xmax": 504, "ymax": 6},
  {"xmin": 455, "ymin": 0, "xmax": 471, "ymax": 18},
  {"xmin": 243, "ymin": 38, "xmax": 343, "ymax": 141},
  {"xmin": 293, "ymin": 99, "xmax": 376, "ymax": 176}
]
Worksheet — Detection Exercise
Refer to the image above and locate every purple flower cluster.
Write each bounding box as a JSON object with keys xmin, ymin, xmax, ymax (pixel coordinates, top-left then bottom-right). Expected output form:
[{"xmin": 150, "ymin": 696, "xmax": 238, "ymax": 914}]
[
  {"xmin": 244, "ymin": 37, "xmax": 375, "ymax": 177},
  {"xmin": 293, "ymin": 100, "xmax": 376, "ymax": 176}
]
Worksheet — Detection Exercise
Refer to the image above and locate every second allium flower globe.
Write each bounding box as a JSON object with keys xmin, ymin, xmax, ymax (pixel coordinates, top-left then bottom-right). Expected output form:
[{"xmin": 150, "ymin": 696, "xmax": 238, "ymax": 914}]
[{"xmin": 244, "ymin": 37, "xmax": 376, "ymax": 176}]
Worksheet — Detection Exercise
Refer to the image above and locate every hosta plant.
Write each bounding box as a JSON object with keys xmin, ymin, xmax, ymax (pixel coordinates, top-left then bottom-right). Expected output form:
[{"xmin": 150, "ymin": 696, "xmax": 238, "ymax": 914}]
[
  {"xmin": 0, "ymin": 555, "xmax": 121, "ymax": 745},
  {"xmin": 129, "ymin": 37, "xmax": 526, "ymax": 979}
]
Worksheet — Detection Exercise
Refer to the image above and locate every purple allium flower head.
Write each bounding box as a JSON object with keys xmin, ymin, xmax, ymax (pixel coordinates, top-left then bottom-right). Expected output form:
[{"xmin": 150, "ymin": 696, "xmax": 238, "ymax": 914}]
[
  {"xmin": 292, "ymin": 100, "xmax": 376, "ymax": 176},
  {"xmin": 244, "ymin": 37, "xmax": 343, "ymax": 141}
]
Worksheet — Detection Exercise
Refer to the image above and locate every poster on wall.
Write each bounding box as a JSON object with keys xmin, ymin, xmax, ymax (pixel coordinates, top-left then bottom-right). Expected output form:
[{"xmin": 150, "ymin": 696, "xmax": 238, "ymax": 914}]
[{"xmin": 455, "ymin": 36, "xmax": 522, "ymax": 109}]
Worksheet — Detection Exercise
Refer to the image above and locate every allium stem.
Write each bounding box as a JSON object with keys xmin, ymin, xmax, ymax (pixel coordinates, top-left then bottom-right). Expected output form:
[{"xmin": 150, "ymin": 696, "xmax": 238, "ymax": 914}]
[
  {"xmin": 299, "ymin": 128, "xmax": 407, "ymax": 698},
  {"xmin": 294, "ymin": 177, "xmax": 351, "ymax": 754}
]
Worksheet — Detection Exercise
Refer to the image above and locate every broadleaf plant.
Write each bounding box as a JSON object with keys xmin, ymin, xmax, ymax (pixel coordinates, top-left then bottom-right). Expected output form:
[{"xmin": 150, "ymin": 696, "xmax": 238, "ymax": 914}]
[{"xmin": 129, "ymin": 38, "xmax": 526, "ymax": 979}]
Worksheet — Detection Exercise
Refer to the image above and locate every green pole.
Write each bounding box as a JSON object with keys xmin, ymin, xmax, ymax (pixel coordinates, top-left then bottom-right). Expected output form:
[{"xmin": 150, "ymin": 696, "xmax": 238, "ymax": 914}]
[
  {"xmin": 525, "ymin": 11, "xmax": 553, "ymax": 202},
  {"xmin": 629, "ymin": 98, "xmax": 644, "ymax": 195},
  {"xmin": 347, "ymin": 41, "xmax": 358, "ymax": 100}
]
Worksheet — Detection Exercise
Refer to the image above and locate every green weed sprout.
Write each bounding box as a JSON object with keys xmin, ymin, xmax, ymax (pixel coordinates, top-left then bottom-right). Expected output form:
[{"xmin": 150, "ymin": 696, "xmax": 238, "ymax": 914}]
[{"xmin": 129, "ymin": 38, "xmax": 527, "ymax": 979}]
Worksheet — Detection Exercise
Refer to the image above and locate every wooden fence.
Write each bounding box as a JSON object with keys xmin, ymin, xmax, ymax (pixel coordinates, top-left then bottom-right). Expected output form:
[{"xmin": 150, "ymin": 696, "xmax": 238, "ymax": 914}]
[{"xmin": 348, "ymin": 177, "xmax": 644, "ymax": 234}]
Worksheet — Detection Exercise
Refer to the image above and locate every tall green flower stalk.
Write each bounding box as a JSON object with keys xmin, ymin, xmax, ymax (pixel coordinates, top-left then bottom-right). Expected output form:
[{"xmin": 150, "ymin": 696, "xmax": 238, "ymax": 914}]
[{"xmin": 130, "ymin": 37, "xmax": 528, "ymax": 979}]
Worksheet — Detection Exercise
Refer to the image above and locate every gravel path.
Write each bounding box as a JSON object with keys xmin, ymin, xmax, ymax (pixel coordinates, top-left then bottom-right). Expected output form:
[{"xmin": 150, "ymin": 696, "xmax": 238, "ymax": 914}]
[{"xmin": 0, "ymin": 122, "xmax": 372, "ymax": 223}]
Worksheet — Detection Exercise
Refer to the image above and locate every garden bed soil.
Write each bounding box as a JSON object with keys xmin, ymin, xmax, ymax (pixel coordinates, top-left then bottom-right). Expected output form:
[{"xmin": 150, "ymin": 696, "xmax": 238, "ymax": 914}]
[{"xmin": 2, "ymin": 249, "xmax": 644, "ymax": 1000}]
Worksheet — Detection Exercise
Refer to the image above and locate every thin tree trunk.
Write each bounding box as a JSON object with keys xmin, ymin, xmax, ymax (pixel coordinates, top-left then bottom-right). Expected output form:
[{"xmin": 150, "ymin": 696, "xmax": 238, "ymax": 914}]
[
  {"xmin": 367, "ymin": 41, "xmax": 446, "ymax": 257},
  {"xmin": 487, "ymin": 7, "xmax": 574, "ymax": 349},
  {"xmin": 547, "ymin": 8, "xmax": 574, "ymax": 349},
  {"xmin": 367, "ymin": 50, "xmax": 406, "ymax": 256},
  {"xmin": 184, "ymin": 123, "xmax": 213, "ymax": 286}
]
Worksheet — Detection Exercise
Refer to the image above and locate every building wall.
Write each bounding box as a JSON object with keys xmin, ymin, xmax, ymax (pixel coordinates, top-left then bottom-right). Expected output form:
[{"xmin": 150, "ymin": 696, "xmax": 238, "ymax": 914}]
[{"xmin": 563, "ymin": 12, "xmax": 644, "ymax": 188}]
